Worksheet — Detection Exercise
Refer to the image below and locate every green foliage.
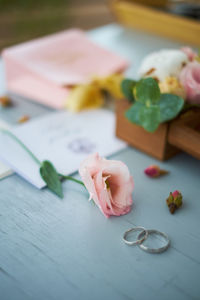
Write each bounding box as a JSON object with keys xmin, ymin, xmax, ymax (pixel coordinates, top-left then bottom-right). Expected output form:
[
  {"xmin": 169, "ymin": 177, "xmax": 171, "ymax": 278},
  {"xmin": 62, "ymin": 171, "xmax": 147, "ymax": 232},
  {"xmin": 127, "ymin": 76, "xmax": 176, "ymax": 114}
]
[
  {"xmin": 121, "ymin": 79, "xmax": 137, "ymax": 103},
  {"xmin": 40, "ymin": 160, "xmax": 63, "ymax": 198},
  {"xmin": 125, "ymin": 102, "xmax": 143, "ymax": 125},
  {"xmin": 139, "ymin": 105, "xmax": 160, "ymax": 132},
  {"xmin": 124, "ymin": 78, "xmax": 184, "ymax": 132},
  {"xmin": 159, "ymin": 94, "xmax": 184, "ymax": 122},
  {"xmin": 135, "ymin": 78, "xmax": 160, "ymax": 104}
]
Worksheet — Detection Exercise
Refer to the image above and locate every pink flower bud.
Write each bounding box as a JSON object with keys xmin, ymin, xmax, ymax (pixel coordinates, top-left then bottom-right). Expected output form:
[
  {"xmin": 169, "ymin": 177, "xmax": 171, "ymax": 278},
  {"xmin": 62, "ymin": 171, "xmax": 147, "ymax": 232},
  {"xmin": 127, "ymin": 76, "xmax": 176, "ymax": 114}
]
[
  {"xmin": 172, "ymin": 190, "xmax": 180, "ymax": 198},
  {"xmin": 166, "ymin": 190, "xmax": 183, "ymax": 214},
  {"xmin": 144, "ymin": 165, "xmax": 168, "ymax": 178}
]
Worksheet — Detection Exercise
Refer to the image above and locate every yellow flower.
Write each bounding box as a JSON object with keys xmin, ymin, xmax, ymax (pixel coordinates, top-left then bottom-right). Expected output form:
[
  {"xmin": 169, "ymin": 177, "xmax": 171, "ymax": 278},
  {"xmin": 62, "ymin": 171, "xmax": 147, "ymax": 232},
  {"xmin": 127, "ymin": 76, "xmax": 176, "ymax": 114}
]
[
  {"xmin": 65, "ymin": 74, "xmax": 124, "ymax": 112},
  {"xmin": 159, "ymin": 76, "xmax": 186, "ymax": 99},
  {"xmin": 94, "ymin": 73, "xmax": 124, "ymax": 99},
  {"xmin": 65, "ymin": 83, "xmax": 104, "ymax": 112}
]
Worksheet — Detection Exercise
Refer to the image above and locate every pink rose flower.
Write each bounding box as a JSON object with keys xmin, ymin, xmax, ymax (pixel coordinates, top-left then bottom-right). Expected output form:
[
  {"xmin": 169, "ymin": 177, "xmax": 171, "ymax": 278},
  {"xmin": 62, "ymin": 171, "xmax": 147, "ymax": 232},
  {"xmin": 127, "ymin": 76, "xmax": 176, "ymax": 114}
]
[
  {"xmin": 181, "ymin": 47, "xmax": 197, "ymax": 61},
  {"xmin": 179, "ymin": 61, "xmax": 200, "ymax": 104},
  {"xmin": 79, "ymin": 153, "xmax": 134, "ymax": 218}
]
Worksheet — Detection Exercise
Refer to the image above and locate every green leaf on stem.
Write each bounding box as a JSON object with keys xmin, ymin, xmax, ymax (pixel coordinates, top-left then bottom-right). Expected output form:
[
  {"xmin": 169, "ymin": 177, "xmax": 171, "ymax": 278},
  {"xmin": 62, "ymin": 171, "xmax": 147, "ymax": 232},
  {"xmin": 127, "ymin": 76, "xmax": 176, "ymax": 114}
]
[
  {"xmin": 125, "ymin": 102, "xmax": 143, "ymax": 125},
  {"xmin": 139, "ymin": 105, "xmax": 160, "ymax": 132},
  {"xmin": 121, "ymin": 79, "xmax": 137, "ymax": 103},
  {"xmin": 159, "ymin": 94, "xmax": 184, "ymax": 123},
  {"xmin": 40, "ymin": 160, "xmax": 63, "ymax": 198},
  {"xmin": 135, "ymin": 78, "xmax": 160, "ymax": 104},
  {"xmin": 123, "ymin": 76, "xmax": 185, "ymax": 133}
]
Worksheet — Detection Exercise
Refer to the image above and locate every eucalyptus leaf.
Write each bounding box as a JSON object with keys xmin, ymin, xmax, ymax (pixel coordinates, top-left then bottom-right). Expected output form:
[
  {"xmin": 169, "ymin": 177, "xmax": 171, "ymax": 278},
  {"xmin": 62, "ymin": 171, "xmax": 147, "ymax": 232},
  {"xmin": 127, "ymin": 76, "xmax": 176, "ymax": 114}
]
[
  {"xmin": 121, "ymin": 79, "xmax": 137, "ymax": 103},
  {"xmin": 125, "ymin": 102, "xmax": 143, "ymax": 125},
  {"xmin": 40, "ymin": 160, "xmax": 63, "ymax": 198},
  {"xmin": 135, "ymin": 78, "xmax": 160, "ymax": 104},
  {"xmin": 139, "ymin": 105, "xmax": 160, "ymax": 132},
  {"xmin": 159, "ymin": 94, "xmax": 184, "ymax": 123}
]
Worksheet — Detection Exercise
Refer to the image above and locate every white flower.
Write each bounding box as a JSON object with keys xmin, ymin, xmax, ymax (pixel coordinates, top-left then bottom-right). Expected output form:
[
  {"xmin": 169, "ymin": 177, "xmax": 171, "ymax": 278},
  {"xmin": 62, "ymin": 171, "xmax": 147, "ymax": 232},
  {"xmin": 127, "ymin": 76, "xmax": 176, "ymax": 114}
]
[{"xmin": 138, "ymin": 49, "xmax": 188, "ymax": 82}]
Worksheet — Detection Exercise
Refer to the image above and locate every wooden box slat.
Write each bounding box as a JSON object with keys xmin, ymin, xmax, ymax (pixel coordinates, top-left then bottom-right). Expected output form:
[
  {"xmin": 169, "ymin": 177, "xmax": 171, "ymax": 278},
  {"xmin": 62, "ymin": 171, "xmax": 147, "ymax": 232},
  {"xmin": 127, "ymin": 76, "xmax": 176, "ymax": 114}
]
[
  {"xmin": 115, "ymin": 99, "xmax": 180, "ymax": 160},
  {"xmin": 116, "ymin": 100, "xmax": 200, "ymax": 160},
  {"xmin": 110, "ymin": 0, "xmax": 200, "ymax": 45},
  {"xmin": 168, "ymin": 110, "xmax": 200, "ymax": 160}
]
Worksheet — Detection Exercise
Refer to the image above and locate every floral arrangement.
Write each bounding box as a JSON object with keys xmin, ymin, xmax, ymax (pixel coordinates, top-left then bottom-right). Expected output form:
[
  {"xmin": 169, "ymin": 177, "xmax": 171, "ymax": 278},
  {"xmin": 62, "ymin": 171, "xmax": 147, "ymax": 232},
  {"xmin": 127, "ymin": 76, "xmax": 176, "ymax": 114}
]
[
  {"xmin": 2, "ymin": 48, "xmax": 193, "ymax": 219},
  {"xmin": 121, "ymin": 47, "xmax": 200, "ymax": 132}
]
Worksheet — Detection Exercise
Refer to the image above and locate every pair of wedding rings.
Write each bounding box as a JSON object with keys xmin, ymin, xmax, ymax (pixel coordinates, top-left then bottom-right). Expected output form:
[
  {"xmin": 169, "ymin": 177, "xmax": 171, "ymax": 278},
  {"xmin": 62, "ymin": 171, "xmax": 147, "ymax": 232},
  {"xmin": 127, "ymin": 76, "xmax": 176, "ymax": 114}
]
[{"xmin": 123, "ymin": 226, "xmax": 170, "ymax": 253}]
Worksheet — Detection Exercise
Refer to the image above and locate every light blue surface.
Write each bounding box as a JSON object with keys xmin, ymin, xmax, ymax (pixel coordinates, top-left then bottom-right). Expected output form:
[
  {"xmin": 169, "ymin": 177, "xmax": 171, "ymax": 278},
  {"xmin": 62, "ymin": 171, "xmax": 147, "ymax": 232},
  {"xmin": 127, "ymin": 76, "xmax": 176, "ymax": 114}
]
[
  {"xmin": 0, "ymin": 24, "xmax": 200, "ymax": 300},
  {"xmin": 88, "ymin": 24, "xmax": 191, "ymax": 79}
]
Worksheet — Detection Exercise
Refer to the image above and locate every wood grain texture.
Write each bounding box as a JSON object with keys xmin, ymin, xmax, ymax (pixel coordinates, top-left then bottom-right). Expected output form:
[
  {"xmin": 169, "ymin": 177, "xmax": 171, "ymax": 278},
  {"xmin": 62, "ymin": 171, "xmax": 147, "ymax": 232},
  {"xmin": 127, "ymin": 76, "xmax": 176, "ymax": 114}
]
[
  {"xmin": 1, "ymin": 147, "xmax": 200, "ymax": 300},
  {"xmin": 0, "ymin": 24, "xmax": 200, "ymax": 300}
]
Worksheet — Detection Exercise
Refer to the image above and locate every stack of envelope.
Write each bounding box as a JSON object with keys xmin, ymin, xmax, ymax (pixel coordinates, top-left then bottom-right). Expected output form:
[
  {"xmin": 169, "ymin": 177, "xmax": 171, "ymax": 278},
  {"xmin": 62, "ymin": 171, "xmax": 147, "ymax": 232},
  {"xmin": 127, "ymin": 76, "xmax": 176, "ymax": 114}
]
[{"xmin": 2, "ymin": 29, "xmax": 128, "ymax": 109}]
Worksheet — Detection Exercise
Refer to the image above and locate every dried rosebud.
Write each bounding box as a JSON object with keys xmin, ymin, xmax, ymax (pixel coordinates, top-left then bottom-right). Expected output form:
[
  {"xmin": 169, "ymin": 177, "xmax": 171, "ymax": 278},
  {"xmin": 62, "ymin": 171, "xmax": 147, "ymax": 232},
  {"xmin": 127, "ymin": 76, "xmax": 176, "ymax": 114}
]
[
  {"xmin": 166, "ymin": 190, "xmax": 183, "ymax": 214},
  {"xmin": 166, "ymin": 192, "xmax": 174, "ymax": 205},
  {"xmin": 0, "ymin": 96, "xmax": 12, "ymax": 107},
  {"xmin": 18, "ymin": 115, "xmax": 30, "ymax": 124},
  {"xmin": 169, "ymin": 202, "xmax": 177, "ymax": 214},
  {"xmin": 144, "ymin": 165, "xmax": 168, "ymax": 178},
  {"xmin": 172, "ymin": 190, "xmax": 183, "ymax": 208}
]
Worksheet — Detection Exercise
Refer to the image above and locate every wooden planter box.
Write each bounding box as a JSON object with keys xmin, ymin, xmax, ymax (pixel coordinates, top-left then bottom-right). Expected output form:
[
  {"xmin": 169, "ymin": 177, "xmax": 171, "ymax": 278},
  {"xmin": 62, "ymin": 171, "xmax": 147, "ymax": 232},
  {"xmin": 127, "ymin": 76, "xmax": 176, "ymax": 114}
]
[{"xmin": 116, "ymin": 99, "xmax": 200, "ymax": 160}]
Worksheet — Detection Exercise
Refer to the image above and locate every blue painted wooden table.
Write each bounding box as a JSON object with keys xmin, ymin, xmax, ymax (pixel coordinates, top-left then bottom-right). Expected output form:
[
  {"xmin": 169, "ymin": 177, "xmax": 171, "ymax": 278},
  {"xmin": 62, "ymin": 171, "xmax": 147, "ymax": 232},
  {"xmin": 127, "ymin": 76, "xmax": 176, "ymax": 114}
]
[{"xmin": 0, "ymin": 24, "xmax": 200, "ymax": 300}]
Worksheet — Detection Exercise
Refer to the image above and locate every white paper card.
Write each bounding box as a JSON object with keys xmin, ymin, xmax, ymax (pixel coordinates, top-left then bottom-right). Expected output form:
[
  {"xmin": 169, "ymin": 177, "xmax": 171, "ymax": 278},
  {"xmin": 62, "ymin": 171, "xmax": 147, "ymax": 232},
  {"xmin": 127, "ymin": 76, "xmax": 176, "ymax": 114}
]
[{"xmin": 0, "ymin": 109, "xmax": 126, "ymax": 188}]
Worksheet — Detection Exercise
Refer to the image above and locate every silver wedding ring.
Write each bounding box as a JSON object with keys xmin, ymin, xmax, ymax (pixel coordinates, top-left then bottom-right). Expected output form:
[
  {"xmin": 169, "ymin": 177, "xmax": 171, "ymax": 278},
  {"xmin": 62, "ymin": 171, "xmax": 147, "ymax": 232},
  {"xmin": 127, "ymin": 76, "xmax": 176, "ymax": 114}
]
[
  {"xmin": 138, "ymin": 229, "xmax": 170, "ymax": 253},
  {"xmin": 123, "ymin": 226, "xmax": 148, "ymax": 246},
  {"xmin": 123, "ymin": 227, "xmax": 170, "ymax": 254}
]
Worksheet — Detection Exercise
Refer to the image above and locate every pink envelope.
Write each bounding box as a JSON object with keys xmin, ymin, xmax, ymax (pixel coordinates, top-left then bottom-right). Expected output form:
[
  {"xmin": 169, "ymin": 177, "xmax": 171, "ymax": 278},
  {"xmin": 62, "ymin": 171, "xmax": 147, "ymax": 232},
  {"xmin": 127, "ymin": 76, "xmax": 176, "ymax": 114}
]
[{"xmin": 2, "ymin": 29, "xmax": 129, "ymax": 109}]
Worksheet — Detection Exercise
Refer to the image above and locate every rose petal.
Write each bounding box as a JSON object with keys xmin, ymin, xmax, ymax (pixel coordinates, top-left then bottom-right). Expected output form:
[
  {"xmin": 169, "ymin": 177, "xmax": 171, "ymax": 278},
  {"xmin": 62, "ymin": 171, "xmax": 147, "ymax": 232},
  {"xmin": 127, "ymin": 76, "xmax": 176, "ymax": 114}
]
[
  {"xmin": 181, "ymin": 47, "xmax": 197, "ymax": 61},
  {"xmin": 180, "ymin": 61, "xmax": 200, "ymax": 104}
]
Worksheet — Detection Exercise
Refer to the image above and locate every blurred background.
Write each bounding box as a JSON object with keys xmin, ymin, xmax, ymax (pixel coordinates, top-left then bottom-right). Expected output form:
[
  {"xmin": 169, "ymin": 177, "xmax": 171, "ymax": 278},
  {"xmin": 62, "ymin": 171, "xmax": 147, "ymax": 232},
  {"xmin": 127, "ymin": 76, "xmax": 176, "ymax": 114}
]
[
  {"xmin": 0, "ymin": 0, "xmax": 199, "ymax": 50},
  {"xmin": 0, "ymin": 0, "xmax": 114, "ymax": 50}
]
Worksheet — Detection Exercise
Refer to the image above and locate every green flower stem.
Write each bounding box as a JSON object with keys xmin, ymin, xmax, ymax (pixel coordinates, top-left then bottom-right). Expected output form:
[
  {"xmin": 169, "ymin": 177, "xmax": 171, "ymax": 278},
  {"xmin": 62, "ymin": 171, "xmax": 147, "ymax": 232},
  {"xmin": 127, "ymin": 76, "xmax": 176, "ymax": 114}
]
[
  {"xmin": 59, "ymin": 174, "xmax": 85, "ymax": 187},
  {"xmin": 1, "ymin": 128, "xmax": 85, "ymax": 189},
  {"xmin": 1, "ymin": 128, "xmax": 41, "ymax": 166}
]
